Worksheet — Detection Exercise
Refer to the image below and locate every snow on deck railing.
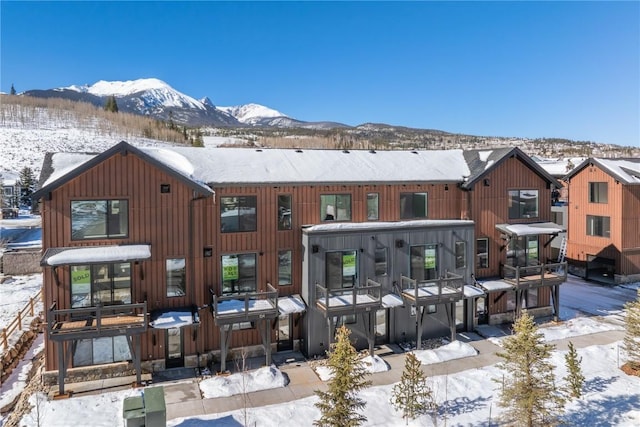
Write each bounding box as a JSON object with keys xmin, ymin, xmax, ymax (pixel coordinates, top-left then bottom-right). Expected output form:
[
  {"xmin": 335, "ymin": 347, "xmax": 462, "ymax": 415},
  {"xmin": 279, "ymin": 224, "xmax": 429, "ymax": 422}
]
[
  {"xmin": 400, "ymin": 272, "xmax": 464, "ymax": 301},
  {"xmin": 213, "ymin": 282, "xmax": 279, "ymax": 318},
  {"xmin": 315, "ymin": 279, "xmax": 382, "ymax": 310},
  {"xmin": 1, "ymin": 289, "xmax": 43, "ymax": 350},
  {"xmin": 501, "ymin": 261, "xmax": 568, "ymax": 285}
]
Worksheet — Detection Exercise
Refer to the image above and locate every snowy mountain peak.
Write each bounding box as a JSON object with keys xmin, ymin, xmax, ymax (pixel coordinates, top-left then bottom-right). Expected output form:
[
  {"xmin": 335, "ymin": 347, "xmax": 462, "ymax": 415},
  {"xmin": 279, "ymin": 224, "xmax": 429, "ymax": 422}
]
[
  {"xmin": 217, "ymin": 103, "xmax": 287, "ymax": 124},
  {"xmin": 200, "ymin": 97, "xmax": 215, "ymax": 108}
]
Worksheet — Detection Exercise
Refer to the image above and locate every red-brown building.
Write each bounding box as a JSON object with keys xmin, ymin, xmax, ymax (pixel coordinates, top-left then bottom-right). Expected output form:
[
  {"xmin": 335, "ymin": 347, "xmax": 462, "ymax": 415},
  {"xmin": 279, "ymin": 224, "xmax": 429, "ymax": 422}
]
[
  {"xmin": 33, "ymin": 142, "xmax": 566, "ymax": 393},
  {"xmin": 564, "ymin": 158, "xmax": 640, "ymax": 283}
]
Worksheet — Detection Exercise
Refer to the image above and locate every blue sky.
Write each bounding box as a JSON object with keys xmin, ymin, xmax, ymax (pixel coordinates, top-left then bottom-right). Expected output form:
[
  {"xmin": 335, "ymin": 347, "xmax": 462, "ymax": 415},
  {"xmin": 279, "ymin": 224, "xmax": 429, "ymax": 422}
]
[{"xmin": 1, "ymin": 1, "xmax": 639, "ymax": 147}]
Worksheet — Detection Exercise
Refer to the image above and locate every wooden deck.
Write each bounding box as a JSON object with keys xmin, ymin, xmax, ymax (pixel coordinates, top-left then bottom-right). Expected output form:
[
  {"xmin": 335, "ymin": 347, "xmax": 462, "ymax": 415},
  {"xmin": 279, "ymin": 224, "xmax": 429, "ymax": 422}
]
[
  {"xmin": 399, "ymin": 273, "xmax": 464, "ymax": 305},
  {"xmin": 502, "ymin": 262, "xmax": 568, "ymax": 289},
  {"xmin": 315, "ymin": 279, "xmax": 382, "ymax": 315}
]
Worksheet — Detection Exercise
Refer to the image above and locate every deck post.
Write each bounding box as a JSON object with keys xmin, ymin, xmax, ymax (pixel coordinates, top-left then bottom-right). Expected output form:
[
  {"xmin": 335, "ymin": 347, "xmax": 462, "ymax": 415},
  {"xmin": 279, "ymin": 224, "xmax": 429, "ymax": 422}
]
[
  {"xmin": 219, "ymin": 325, "xmax": 233, "ymax": 372},
  {"xmin": 263, "ymin": 319, "xmax": 272, "ymax": 366},
  {"xmin": 449, "ymin": 302, "xmax": 456, "ymax": 342},
  {"xmin": 553, "ymin": 284, "xmax": 560, "ymax": 322},
  {"xmin": 368, "ymin": 311, "xmax": 375, "ymax": 357},
  {"xmin": 57, "ymin": 341, "xmax": 66, "ymax": 396},
  {"xmin": 416, "ymin": 306, "xmax": 424, "ymax": 350},
  {"xmin": 326, "ymin": 316, "xmax": 333, "ymax": 351}
]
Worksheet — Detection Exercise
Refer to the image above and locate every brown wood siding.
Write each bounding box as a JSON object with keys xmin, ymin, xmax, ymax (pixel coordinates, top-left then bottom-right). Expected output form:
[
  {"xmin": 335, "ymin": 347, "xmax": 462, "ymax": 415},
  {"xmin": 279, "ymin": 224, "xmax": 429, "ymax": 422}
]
[
  {"xmin": 566, "ymin": 164, "xmax": 627, "ymax": 273},
  {"xmin": 469, "ymin": 156, "xmax": 554, "ymax": 279}
]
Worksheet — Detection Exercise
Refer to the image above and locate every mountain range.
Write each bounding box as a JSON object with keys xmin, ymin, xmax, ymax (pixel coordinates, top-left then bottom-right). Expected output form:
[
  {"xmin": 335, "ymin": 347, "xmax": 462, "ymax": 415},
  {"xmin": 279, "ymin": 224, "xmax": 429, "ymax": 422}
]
[{"xmin": 22, "ymin": 78, "xmax": 346, "ymax": 129}]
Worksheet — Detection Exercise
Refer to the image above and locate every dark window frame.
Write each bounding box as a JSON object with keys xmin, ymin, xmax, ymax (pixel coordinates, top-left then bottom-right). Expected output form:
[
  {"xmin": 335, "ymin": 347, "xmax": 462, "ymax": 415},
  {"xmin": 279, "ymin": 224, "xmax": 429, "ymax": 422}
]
[
  {"xmin": 278, "ymin": 250, "xmax": 292, "ymax": 286},
  {"xmin": 476, "ymin": 238, "xmax": 489, "ymax": 269},
  {"xmin": 367, "ymin": 193, "xmax": 379, "ymax": 221},
  {"xmin": 455, "ymin": 241, "xmax": 466, "ymax": 269},
  {"xmin": 410, "ymin": 244, "xmax": 438, "ymax": 281},
  {"xmin": 71, "ymin": 199, "xmax": 129, "ymax": 240},
  {"xmin": 70, "ymin": 262, "xmax": 132, "ymax": 308},
  {"xmin": 589, "ymin": 182, "xmax": 608, "ymax": 204},
  {"xmin": 325, "ymin": 250, "xmax": 357, "ymax": 289},
  {"xmin": 220, "ymin": 196, "xmax": 257, "ymax": 233},
  {"xmin": 586, "ymin": 215, "xmax": 611, "ymax": 238},
  {"xmin": 277, "ymin": 194, "xmax": 292, "ymax": 230},
  {"xmin": 320, "ymin": 194, "xmax": 352, "ymax": 222},
  {"xmin": 400, "ymin": 192, "xmax": 428, "ymax": 219},
  {"xmin": 166, "ymin": 258, "xmax": 187, "ymax": 297},
  {"xmin": 508, "ymin": 189, "xmax": 539, "ymax": 219},
  {"xmin": 221, "ymin": 253, "xmax": 257, "ymax": 294}
]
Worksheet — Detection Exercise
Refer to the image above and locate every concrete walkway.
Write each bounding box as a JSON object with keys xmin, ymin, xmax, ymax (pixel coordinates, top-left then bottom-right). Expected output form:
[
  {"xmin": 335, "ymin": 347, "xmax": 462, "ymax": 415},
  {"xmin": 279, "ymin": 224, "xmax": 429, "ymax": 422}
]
[{"xmin": 157, "ymin": 328, "xmax": 626, "ymax": 421}]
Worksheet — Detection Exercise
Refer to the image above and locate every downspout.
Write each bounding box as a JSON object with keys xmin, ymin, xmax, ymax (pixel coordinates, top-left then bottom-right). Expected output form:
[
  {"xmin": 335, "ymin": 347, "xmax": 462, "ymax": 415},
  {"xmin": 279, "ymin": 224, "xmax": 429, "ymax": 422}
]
[{"xmin": 189, "ymin": 191, "xmax": 208, "ymax": 358}]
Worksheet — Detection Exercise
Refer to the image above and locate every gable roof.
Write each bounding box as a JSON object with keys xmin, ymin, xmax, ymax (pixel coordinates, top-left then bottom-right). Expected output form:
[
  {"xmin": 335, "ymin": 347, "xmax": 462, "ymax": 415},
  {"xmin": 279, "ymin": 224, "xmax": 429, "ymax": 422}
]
[
  {"xmin": 564, "ymin": 158, "xmax": 640, "ymax": 185},
  {"xmin": 32, "ymin": 141, "xmax": 214, "ymax": 200},
  {"xmin": 461, "ymin": 147, "xmax": 561, "ymax": 189}
]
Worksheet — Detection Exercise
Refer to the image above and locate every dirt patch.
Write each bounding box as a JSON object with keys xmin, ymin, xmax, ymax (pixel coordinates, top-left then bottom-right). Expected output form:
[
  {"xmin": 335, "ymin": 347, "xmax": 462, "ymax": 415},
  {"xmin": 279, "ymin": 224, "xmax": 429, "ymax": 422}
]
[{"xmin": 621, "ymin": 362, "xmax": 640, "ymax": 377}]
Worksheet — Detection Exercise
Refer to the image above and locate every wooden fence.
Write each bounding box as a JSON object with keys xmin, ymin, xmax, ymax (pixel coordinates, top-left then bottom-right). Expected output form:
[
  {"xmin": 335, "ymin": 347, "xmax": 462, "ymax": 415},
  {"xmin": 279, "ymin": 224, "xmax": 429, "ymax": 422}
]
[{"xmin": 1, "ymin": 289, "xmax": 42, "ymax": 350}]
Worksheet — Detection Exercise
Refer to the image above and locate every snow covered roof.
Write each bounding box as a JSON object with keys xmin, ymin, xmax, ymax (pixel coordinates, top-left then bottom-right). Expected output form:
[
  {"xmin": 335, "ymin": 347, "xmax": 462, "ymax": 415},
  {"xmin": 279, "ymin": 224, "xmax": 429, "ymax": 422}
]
[
  {"xmin": 278, "ymin": 295, "xmax": 307, "ymax": 315},
  {"xmin": 594, "ymin": 158, "xmax": 640, "ymax": 185},
  {"xmin": 381, "ymin": 293, "xmax": 404, "ymax": 308},
  {"xmin": 495, "ymin": 222, "xmax": 565, "ymax": 236},
  {"xmin": 140, "ymin": 146, "xmax": 471, "ymax": 185},
  {"xmin": 463, "ymin": 285, "xmax": 486, "ymax": 298},
  {"xmin": 41, "ymin": 244, "xmax": 151, "ymax": 266},
  {"xmin": 479, "ymin": 280, "xmax": 514, "ymax": 292},
  {"xmin": 303, "ymin": 219, "xmax": 475, "ymax": 234},
  {"xmin": 149, "ymin": 307, "xmax": 199, "ymax": 329}
]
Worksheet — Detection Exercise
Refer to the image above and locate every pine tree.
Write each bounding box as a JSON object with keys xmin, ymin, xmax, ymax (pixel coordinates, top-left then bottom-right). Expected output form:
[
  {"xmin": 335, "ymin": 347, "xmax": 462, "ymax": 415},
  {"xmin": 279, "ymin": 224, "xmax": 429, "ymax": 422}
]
[
  {"xmin": 495, "ymin": 310, "xmax": 565, "ymax": 427},
  {"xmin": 314, "ymin": 325, "xmax": 371, "ymax": 427},
  {"xmin": 18, "ymin": 166, "xmax": 37, "ymax": 207},
  {"xmin": 10, "ymin": 84, "xmax": 16, "ymax": 95},
  {"xmin": 623, "ymin": 291, "xmax": 640, "ymax": 370},
  {"xmin": 563, "ymin": 341, "xmax": 584, "ymax": 398},
  {"xmin": 391, "ymin": 352, "xmax": 437, "ymax": 424},
  {"xmin": 104, "ymin": 95, "xmax": 119, "ymax": 113}
]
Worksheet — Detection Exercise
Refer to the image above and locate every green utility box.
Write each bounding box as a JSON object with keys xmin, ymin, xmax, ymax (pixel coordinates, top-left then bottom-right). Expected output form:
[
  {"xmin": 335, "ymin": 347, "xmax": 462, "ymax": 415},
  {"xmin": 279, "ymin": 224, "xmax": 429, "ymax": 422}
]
[{"xmin": 122, "ymin": 387, "xmax": 166, "ymax": 427}]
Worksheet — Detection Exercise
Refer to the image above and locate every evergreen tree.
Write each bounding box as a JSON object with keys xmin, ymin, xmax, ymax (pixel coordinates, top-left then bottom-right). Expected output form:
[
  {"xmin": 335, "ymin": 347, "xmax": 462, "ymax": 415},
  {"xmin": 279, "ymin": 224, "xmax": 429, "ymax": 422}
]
[
  {"xmin": 104, "ymin": 95, "xmax": 119, "ymax": 113},
  {"xmin": 314, "ymin": 325, "xmax": 371, "ymax": 427},
  {"xmin": 623, "ymin": 291, "xmax": 640, "ymax": 370},
  {"xmin": 495, "ymin": 310, "xmax": 565, "ymax": 427},
  {"xmin": 563, "ymin": 341, "xmax": 584, "ymax": 399},
  {"xmin": 391, "ymin": 352, "xmax": 437, "ymax": 424},
  {"xmin": 10, "ymin": 84, "xmax": 16, "ymax": 95},
  {"xmin": 18, "ymin": 166, "xmax": 37, "ymax": 207}
]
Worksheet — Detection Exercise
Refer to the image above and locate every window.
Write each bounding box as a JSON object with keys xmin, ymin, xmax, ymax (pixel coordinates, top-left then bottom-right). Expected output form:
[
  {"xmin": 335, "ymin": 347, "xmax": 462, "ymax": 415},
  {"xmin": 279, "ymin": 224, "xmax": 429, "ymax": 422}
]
[
  {"xmin": 476, "ymin": 238, "xmax": 489, "ymax": 269},
  {"xmin": 410, "ymin": 244, "xmax": 437, "ymax": 281},
  {"xmin": 326, "ymin": 250, "xmax": 357, "ymax": 289},
  {"xmin": 277, "ymin": 195, "xmax": 292, "ymax": 230},
  {"xmin": 400, "ymin": 193, "xmax": 428, "ymax": 219},
  {"xmin": 71, "ymin": 199, "xmax": 128, "ymax": 240},
  {"xmin": 455, "ymin": 241, "xmax": 466, "ymax": 269},
  {"xmin": 220, "ymin": 196, "xmax": 257, "ymax": 232},
  {"xmin": 586, "ymin": 215, "xmax": 610, "ymax": 237},
  {"xmin": 506, "ymin": 236, "xmax": 539, "ymax": 267},
  {"xmin": 320, "ymin": 194, "xmax": 351, "ymax": 221},
  {"xmin": 278, "ymin": 250, "xmax": 292, "ymax": 286},
  {"xmin": 508, "ymin": 190, "xmax": 539, "ymax": 219},
  {"xmin": 70, "ymin": 263, "xmax": 131, "ymax": 308},
  {"xmin": 221, "ymin": 253, "xmax": 257, "ymax": 294},
  {"xmin": 551, "ymin": 211, "xmax": 564, "ymax": 227},
  {"xmin": 367, "ymin": 193, "xmax": 379, "ymax": 221},
  {"xmin": 166, "ymin": 258, "xmax": 186, "ymax": 297},
  {"xmin": 73, "ymin": 336, "xmax": 130, "ymax": 367},
  {"xmin": 589, "ymin": 182, "xmax": 608, "ymax": 203},
  {"xmin": 374, "ymin": 248, "xmax": 387, "ymax": 276}
]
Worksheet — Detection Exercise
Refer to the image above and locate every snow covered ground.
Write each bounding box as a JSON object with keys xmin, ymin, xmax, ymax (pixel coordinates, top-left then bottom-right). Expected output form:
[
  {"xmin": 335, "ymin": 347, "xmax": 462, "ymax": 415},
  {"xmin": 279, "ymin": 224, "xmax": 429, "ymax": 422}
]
[{"xmin": 0, "ymin": 276, "xmax": 637, "ymax": 427}]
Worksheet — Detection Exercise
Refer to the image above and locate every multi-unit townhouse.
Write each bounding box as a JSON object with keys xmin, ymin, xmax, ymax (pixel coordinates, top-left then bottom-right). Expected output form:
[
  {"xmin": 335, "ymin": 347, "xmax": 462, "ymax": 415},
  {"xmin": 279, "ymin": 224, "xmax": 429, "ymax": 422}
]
[
  {"xmin": 33, "ymin": 141, "xmax": 566, "ymax": 394},
  {"xmin": 564, "ymin": 158, "xmax": 640, "ymax": 284}
]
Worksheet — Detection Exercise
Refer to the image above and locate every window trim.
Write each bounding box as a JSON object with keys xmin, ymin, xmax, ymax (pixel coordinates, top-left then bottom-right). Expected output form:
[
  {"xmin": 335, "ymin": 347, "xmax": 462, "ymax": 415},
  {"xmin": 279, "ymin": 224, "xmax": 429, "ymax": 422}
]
[
  {"xmin": 320, "ymin": 194, "xmax": 352, "ymax": 222},
  {"xmin": 507, "ymin": 189, "xmax": 539, "ymax": 219},
  {"xmin": 220, "ymin": 196, "xmax": 258, "ymax": 233},
  {"xmin": 278, "ymin": 249, "xmax": 293, "ymax": 286},
  {"xmin": 70, "ymin": 262, "xmax": 132, "ymax": 308},
  {"xmin": 367, "ymin": 193, "xmax": 379, "ymax": 221},
  {"xmin": 277, "ymin": 194, "xmax": 292, "ymax": 231},
  {"xmin": 586, "ymin": 215, "xmax": 611, "ymax": 238},
  {"xmin": 400, "ymin": 192, "xmax": 428, "ymax": 219},
  {"xmin": 325, "ymin": 250, "xmax": 358, "ymax": 289},
  {"xmin": 221, "ymin": 253, "xmax": 258, "ymax": 294},
  {"xmin": 166, "ymin": 258, "xmax": 187, "ymax": 298},
  {"xmin": 455, "ymin": 241, "xmax": 466, "ymax": 269}
]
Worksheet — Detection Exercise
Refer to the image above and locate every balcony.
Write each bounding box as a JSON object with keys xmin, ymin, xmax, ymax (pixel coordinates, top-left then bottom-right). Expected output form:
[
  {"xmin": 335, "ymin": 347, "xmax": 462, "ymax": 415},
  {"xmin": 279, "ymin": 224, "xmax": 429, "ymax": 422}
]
[
  {"xmin": 400, "ymin": 272, "xmax": 464, "ymax": 305},
  {"xmin": 501, "ymin": 262, "xmax": 568, "ymax": 290},
  {"xmin": 315, "ymin": 279, "xmax": 382, "ymax": 315},
  {"xmin": 211, "ymin": 283, "xmax": 279, "ymax": 326},
  {"xmin": 47, "ymin": 301, "xmax": 147, "ymax": 341}
]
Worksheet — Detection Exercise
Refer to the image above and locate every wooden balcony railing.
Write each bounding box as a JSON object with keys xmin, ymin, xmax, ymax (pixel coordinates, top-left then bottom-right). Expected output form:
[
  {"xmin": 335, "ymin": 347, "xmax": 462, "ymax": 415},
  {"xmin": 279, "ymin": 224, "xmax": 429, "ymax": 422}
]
[
  {"xmin": 315, "ymin": 279, "xmax": 382, "ymax": 313},
  {"xmin": 47, "ymin": 301, "xmax": 147, "ymax": 341},
  {"xmin": 211, "ymin": 283, "xmax": 279, "ymax": 324},
  {"xmin": 501, "ymin": 262, "xmax": 568, "ymax": 289},
  {"xmin": 400, "ymin": 272, "xmax": 464, "ymax": 304}
]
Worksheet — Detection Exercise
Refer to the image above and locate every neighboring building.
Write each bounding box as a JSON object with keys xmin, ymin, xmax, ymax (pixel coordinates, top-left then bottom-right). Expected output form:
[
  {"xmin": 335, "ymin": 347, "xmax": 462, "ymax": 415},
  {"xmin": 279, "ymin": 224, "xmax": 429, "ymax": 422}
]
[
  {"xmin": 564, "ymin": 158, "xmax": 640, "ymax": 284},
  {"xmin": 33, "ymin": 142, "xmax": 566, "ymax": 393},
  {"xmin": 2, "ymin": 177, "xmax": 20, "ymax": 218}
]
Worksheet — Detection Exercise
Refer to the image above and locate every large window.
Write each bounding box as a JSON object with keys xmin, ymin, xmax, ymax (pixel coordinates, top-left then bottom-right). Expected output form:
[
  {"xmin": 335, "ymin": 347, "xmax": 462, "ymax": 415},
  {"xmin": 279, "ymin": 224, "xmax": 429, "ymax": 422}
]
[
  {"xmin": 455, "ymin": 241, "xmax": 466, "ymax": 269},
  {"xmin": 321, "ymin": 194, "xmax": 351, "ymax": 221},
  {"xmin": 506, "ymin": 236, "xmax": 539, "ymax": 267},
  {"xmin": 70, "ymin": 263, "xmax": 131, "ymax": 308},
  {"xmin": 220, "ymin": 196, "xmax": 257, "ymax": 232},
  {"xmin": 166, "ymin": 258, "xmax": 186, "ymax": 297},
  {"xmin": 400, "ymin": 193, "xmax": 428, "ymax": 219},
  {"xmin": 326, "ymin": 250, "xmax": 357, "ymax": 289},
  {"xmin": 278, "ymin": 250, "xmax": 292, "ymax": 286},
  {"xmin": 410, "ymin": 244, "xmax": 438, "ymax": 281},
  {"xmin": 587, "ymin": 215, "xmax": 610, "ymax": 237},
  {"xmin": 476, "ymin": 238, "xmax": 489, "ymax": 269},
  {"xmin": 367, "ymin": 193, "xmax": 379, "ymax": 221},
  {"xmin": 589, "ymin": 182, "xmax": 608, "ymax": 203},
  {"xmin": 221, "ymin": 253, "xmax": 257, "ymax": 294},
  {"xmin": 71, "ymin": 200, "xmax": 128, "ymax": 240},
  {"xmin": 73, "ymin": 336, "xmax": 130, "ymax": 367},
  {"xmin": 508, "ymin": 190, "xmax": 539, "ymax": 219},
  {"xmin": 277, "ymin": 195, "xmax": 292, "ymax": 230}
]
